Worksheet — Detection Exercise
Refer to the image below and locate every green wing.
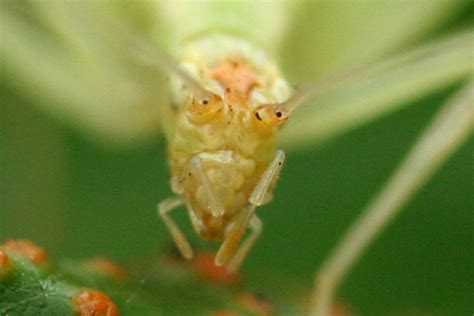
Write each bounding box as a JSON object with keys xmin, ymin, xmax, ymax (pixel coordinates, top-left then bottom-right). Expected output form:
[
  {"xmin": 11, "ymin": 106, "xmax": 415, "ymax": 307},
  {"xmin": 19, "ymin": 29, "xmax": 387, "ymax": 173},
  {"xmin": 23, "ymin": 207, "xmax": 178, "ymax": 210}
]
[
  {"xmin": 279, "ymin": 0, "xmax": 466, "ymax": 80},
  {"xmin": 1, "ymin": 0, "xmax": 470, "ymax": 147},
  {"xmin": 0, "ymin": 0, "xmax": 167, "ymax": 144}
]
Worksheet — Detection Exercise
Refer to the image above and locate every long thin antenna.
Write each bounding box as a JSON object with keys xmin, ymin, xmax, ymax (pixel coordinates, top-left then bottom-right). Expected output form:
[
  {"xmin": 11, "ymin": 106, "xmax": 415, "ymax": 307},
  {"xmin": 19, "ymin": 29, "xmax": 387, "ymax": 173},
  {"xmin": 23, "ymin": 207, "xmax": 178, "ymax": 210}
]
[
  {"xmin": 134, "ymin": 42, "xmax": 214, "ymax": 102},
  {"xmin": 279, "ymin": 30, "xmax": 472, "ymax": 117},
  {"xmin": 277, "ymin": 62, "xmax": 373, "ymax": 116},
  {"xmin": 86, "ymin": 9, "xmax": 214, "ymax": 103}
]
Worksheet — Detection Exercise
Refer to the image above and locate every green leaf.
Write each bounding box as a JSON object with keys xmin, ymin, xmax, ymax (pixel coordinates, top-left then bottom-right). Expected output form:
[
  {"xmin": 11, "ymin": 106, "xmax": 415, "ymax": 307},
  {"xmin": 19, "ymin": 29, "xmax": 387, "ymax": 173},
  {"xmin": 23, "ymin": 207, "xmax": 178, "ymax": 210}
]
[{"xmin": 1, "ymin": 241, "xmax": 303, "ymax": 315}]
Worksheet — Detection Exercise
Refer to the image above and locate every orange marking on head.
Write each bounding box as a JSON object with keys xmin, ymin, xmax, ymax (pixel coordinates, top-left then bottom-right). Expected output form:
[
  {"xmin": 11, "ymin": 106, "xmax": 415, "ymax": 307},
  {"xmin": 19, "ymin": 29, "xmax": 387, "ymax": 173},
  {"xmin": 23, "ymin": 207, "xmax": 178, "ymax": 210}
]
[
  {"xmin": 193, "ymin": 251, "xmax": 241, "ymax": 285},
  {"xmin": 74, "ymin": 289, "xmax": 119, "ymax": 316},
  {"xmin": 212, "ymin": 60, "xmax": 259, "ymax": 106},
  {"xmin": 2, "ymin": 240, "xmax": 48, "ymax": 264}
]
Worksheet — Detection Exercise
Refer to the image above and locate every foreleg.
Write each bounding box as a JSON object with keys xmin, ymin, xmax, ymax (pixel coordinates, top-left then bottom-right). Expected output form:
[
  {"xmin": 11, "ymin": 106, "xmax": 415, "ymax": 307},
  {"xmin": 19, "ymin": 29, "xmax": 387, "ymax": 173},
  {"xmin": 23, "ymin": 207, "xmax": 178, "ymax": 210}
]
[
  {"xmin": 227, "ymin": 215, "xmax": 262, "ymax": 272},
  {"xmin": 189, "ymin": 155, "xmax": 225, "ymax": 217},
  {"xmin": 215, "ymin": 149, "xmax": 286, "ymax": 267}
]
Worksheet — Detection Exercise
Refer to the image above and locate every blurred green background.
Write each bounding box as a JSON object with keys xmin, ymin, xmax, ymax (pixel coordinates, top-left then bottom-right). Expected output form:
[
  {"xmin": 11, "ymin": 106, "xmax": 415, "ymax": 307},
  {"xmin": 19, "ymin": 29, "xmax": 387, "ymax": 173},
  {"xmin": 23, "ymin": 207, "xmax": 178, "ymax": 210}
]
[{"xmin": 1, "ymin": 2, "xmax": 473, "ymax": 315}]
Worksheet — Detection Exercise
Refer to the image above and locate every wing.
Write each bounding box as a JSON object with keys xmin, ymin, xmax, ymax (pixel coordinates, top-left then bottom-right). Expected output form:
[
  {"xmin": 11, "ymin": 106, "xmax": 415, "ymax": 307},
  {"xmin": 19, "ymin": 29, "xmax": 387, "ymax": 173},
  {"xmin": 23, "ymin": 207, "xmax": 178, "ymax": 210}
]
[
  {"xmin": 0, "ymin": 0, "xmax": 168, "ymax": 144},
  {"xmin": 274, "ymin": 1, "xmax": 472, "ymax": 149},
  {"xmin": 278, "ymin": 0, "xmax": 467, "ymax": 81}
]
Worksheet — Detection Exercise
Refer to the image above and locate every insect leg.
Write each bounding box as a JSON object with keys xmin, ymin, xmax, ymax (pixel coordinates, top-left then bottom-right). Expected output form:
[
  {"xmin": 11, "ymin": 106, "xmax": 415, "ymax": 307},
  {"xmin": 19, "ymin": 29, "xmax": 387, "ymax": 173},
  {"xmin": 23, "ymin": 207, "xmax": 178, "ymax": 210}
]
[
  {"xmin": 227, "ymin": 215, "xmax": 262, "ymax": 272},
  {"xmin": 157, "ymin": 196, "xmax": 193, "ymax": 260},
  {"xmin": 189, "ymin": 155, "xmax": 225, "ymax": 217},
  {"xmin": 309, "ymin": 81, "xmax": 474, "ymax": 316},
  {"xmin": 215, "ymin": 149, "xmax": 286, "ymax": 267},
  {"xmin": 250, "ymin": 149, "xmax": 286, "ymax": 206}
]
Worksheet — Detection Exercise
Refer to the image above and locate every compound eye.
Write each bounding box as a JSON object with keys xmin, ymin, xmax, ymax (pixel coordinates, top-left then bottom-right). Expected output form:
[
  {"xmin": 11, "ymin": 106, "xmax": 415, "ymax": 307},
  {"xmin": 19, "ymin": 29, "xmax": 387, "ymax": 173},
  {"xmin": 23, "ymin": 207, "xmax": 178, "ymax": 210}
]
[
  {"xmin": 191, "ymin": 93, "xmax": 223, "ymax": 115},
  {"xmin": 254, "ymin": 104, "xmax": 288, "ymax": 126}
]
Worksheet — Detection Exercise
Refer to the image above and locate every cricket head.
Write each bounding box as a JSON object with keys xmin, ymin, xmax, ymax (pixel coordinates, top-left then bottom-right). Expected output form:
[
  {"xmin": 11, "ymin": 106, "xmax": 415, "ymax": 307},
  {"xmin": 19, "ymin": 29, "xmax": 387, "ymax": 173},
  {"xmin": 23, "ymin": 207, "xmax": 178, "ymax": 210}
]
[{"xmin": 168, "ymin": 35, "xmax": 293, "ymax": 133}]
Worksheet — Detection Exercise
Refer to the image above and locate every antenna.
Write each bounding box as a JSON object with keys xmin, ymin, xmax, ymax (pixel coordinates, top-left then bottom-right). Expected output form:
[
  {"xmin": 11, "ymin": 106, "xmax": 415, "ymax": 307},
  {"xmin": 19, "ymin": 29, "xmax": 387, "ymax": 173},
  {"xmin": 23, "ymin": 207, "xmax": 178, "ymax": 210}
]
[
  {"xmin": 276, "ymin": 62, "xmax": 374, "ymax": 116},
  {"xmin": 133, "ymin": 41, "xmax": 215, "ymax": 103},
  {"xmin": 154, "ymin": 50, "xmax": 215, "ymax": 102}
]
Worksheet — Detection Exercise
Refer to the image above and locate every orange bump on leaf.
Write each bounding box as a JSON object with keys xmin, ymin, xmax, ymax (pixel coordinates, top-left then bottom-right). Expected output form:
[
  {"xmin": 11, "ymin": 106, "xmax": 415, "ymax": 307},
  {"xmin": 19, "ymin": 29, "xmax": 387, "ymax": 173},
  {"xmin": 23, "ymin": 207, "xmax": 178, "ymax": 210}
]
[
  {"xmin": 331, "ymin": 301, "xmax": 353, "ymax": 316},
  {"xmin": 86, "ymin": 257, "xmax": 127, "ymax": 280},
  {"xmin": 0, "ymin": 250, "xmax": 11, "ymax": 277},
  {"xmin": 0, "ymin": 250, "xmax": 9, "ymax": 267},
  {"xmin": 75, "ymin": 289, "xmax": 119, "ymax": 316},
  {"xmin": 193, "ymin": 252, "xmax": 240, "ymax": 285},
  {"xmin": 212, "ymin": 311, "xmax": 240, "ymax": 316},
  {"xmin": 2, "ymin": 240, "xmax": 48, "ymax": 264},
  {"xmin": 238, "ymin": 293, "xmax": 273, "ymax": 316}
]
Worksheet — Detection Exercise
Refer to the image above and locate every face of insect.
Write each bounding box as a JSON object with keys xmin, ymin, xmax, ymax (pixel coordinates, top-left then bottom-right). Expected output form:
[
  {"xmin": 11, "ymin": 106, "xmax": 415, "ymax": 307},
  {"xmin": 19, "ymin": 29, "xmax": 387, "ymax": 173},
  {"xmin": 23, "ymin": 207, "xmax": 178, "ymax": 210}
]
[{"xmin": 166, "ymin": 35, "xmax": 291, "ymax": 241}]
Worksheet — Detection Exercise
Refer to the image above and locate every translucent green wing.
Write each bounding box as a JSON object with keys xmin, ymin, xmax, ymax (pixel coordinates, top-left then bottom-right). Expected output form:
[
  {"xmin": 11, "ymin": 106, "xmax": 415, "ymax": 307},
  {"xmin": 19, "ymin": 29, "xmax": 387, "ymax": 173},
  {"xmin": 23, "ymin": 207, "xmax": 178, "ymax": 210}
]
[
  {"xmin": 279, "ymin": 0, "xmax": 466, "ymax": 81},
  {"xmin": 276, "ymin": 1, "xmax": 473, "ymax": 149},
  {"xmin": 279, "ymin": 29, "xmax": 474, "ymax": 149},
  {"xmin": 0, "ymin": 0, "xmax": 167, "ymax": 144}
]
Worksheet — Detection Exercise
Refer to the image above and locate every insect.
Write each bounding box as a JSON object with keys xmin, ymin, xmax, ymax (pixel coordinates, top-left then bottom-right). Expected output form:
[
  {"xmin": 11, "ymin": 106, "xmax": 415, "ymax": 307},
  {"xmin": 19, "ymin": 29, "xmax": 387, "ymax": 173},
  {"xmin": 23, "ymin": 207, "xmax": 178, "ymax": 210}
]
[
  {"xmin": 156, "ymin": 35, "xmax": 293, "ymax": 271},
  {"xmin": 1, "ymin": 1, "xmax": 472, "ymax": 315},
  {"xmin": 154, "ymin": 34, "xmax": 381, "ymax": 271}
]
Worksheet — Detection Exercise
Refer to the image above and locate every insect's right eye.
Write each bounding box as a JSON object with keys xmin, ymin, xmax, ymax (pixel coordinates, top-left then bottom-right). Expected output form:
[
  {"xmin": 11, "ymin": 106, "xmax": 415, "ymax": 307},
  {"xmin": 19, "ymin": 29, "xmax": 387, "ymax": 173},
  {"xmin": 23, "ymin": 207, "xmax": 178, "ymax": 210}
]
[{"xmin": 254, "ymin": 104, "xmax": 288, "ymax": 127}]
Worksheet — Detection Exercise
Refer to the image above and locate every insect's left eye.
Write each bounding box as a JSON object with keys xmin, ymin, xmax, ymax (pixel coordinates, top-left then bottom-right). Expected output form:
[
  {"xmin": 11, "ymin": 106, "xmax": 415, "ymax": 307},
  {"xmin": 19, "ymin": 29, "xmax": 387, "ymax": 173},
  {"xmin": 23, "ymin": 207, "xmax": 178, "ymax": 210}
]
[
  {"xmin": 254, "ymin": 104, "xmax": 288, "ymax": 126},
  {"xmin": 189, "ymin": 93, "xmax": 223, "ymax": 119}
]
